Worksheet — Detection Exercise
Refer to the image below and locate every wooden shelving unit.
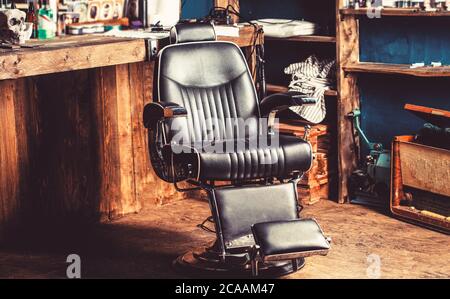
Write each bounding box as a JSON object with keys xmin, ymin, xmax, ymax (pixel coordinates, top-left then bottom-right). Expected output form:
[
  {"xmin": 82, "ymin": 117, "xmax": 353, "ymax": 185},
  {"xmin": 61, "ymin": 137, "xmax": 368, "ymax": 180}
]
[
  {"xmin": 266, "ymin": 35, "xmax": 336, "ymax": 43},
  {"xmin": 340, "ymin": 7, "xmax": 450, "ymax": 17},
  {"xmin": 267, "ymin": 83, "xmax": 338, "ymax": 96},
  {"xmin": 217, "ymin": 1, "xmax": 340, "ymax": 203},
  {"xmin": 215, "ymin": 2, "xmax": 450, "ymax": 211},
  {"xmin": 218, "ymin": 25, "xmax": 264, "ymax": 48},
  {"xmin": 337, "ymin": 1, "xmax": 450, "ymax": 204},
  {"xmin": 217, "ymin": 0, "xmax": 340, "ymax": 203},
  {"xmin": 343, "ymin": 62, "xmax": 450, "ymax": 77}
]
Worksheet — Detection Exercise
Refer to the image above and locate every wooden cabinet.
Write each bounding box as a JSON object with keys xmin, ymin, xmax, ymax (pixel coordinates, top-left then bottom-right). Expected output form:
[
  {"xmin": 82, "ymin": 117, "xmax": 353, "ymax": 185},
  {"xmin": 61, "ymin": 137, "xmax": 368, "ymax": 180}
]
[{"xmin": 391, "ymin": 105, "xmax": 450, "ymax": 233}]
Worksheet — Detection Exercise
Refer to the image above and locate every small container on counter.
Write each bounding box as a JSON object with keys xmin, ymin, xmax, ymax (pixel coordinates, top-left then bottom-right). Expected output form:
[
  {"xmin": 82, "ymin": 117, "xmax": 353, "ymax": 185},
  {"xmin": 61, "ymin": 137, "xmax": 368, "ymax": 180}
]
[
  {"xmin": 57, "ymin": 12, "xmax": 80, "ymax": 36},
  {"xmin": 66, "ymin": 23, "xmax": 105, "ymax": 35}
]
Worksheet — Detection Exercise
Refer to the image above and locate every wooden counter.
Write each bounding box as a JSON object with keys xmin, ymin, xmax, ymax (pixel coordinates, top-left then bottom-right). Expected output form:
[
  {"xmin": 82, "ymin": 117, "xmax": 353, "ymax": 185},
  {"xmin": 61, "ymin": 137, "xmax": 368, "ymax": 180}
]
[
  {"xmin": 0, "ymin": 36, "xmax": 156, "ymax": 230},
  {"xmin": 0, "ymin": 29, "xmax": 262, "ymax": 232},
  {"xmin": 0, "ymin": 35, "xmax": 146, "ymax": 80}
]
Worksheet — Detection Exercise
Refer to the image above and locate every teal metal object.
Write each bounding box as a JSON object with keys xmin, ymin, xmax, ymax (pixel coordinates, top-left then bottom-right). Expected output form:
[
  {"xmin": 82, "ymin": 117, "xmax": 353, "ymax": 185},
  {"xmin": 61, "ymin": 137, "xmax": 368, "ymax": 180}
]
[{"xmin": 348, "ymin": 109, "xmax": 391, "ymax": 207}]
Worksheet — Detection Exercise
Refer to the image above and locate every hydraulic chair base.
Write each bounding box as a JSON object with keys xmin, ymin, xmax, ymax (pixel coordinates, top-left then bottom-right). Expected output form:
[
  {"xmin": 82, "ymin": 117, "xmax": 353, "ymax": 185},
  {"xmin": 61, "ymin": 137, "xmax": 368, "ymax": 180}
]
[
  {"xmin": 173, "ymin": 245, "xmax": 305, "ymax": 278},
  {"xmin": 172, "ymin": 182, "xmax": 311, "ymax": 278}
]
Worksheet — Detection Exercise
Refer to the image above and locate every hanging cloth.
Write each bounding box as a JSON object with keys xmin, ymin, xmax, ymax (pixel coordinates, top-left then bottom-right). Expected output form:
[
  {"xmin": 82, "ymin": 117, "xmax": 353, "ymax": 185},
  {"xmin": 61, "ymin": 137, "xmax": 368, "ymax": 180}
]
[{"xmin": 284, "ymin": 56, "xmax": 336, "ymax": 124}]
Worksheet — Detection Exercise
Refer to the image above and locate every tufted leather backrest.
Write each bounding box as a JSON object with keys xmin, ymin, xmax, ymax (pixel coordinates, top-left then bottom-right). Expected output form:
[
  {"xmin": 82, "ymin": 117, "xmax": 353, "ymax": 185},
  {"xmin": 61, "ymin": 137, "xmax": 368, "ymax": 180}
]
[{"xmin": 154, "ymin": 41, "xmax": 260, "ymax": 145}]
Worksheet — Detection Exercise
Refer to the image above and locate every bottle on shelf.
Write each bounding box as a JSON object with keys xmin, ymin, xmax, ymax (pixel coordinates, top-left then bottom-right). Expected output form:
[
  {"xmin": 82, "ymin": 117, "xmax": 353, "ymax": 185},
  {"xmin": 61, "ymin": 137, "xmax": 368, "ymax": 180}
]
[
  {"xmin": 27, "ymin": 0, "xmax": 38, "ymax": 39},
  {"xmin": 411, "ymin": 0, "xmax": 426, "ymax": 10},
  {"xmin": 37, "ymin": 0, "xmax": 56, "ymax": 39}
]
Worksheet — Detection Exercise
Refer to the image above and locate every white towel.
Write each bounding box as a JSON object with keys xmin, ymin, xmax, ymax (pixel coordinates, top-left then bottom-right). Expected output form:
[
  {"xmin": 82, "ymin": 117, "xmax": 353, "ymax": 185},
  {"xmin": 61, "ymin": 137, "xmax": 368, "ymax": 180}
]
[{"xmin": 284, "ymin": 56, "xmax": 336, "ymax": 124}]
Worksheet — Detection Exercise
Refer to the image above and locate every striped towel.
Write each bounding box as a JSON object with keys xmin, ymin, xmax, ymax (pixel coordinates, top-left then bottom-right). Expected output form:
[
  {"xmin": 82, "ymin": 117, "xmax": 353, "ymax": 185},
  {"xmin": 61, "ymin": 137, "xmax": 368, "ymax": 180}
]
[{"xmin": 284, "ymin": 56, "xmax": 336, "ymax": 124}]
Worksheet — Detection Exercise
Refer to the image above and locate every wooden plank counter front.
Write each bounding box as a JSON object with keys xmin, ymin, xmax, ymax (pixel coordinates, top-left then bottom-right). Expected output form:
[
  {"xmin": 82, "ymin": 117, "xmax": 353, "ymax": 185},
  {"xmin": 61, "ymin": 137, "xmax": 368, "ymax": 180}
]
[
  {"xmin": 0, "ymin": 30, "xmax": 262, "ymax": 233},
  {"xmin": 0, "ymin": 35, "xmax": 159, "ymax": 231}
]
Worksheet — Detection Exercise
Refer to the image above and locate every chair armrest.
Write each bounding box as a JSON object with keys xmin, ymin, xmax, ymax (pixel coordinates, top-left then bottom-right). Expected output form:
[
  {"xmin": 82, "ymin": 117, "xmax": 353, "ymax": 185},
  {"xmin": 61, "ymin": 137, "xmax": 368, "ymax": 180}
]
[
  {"xmin": 259, "ymin": 91, "xmax": 317, "ymax": 117},
  {"xmin": 143, "ymin": 102, "xmax": 188, "ymax": 129}
]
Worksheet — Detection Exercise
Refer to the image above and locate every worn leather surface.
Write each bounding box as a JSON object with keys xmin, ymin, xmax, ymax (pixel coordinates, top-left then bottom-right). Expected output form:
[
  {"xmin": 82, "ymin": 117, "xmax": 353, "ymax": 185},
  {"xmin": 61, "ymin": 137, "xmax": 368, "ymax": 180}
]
[
  {"xmin": 259, "ymin": 91, "xmax": 314, "ymax": 117},
  {"xmin": 170, "ymin": 23, "xmax": 217, "ymax": 44},
  {"xmin": 152, "ymin": 27, "xmax": 313, "ymax": 181},
  {"xmin": 252, "ymin": 219, "xmax": 331, "ymax": 256},
  {"xmin": 213, "ymin": 182, "xmax": 299, "ymax": 247},
  {"xmin": 172, "ymin": 134, "xmax": 312, "ymax": 181},
  {"xmin": 156, "ymin": 41, "xmax": 259, "ymax": 142}
]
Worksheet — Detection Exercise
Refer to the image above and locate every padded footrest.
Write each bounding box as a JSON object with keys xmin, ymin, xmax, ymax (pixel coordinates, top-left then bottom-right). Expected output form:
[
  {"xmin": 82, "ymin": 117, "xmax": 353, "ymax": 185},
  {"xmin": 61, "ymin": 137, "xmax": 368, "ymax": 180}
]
[{"xmin": 250, "ymin": 219, "xmax": 330, "ymax": 276}]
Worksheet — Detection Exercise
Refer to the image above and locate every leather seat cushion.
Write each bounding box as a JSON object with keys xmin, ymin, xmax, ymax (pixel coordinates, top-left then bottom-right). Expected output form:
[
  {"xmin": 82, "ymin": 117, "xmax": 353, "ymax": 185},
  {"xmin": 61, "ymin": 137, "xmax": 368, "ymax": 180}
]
[
  {"xmin": 252, "ymin": 219, "xmax": 331, "ymax": 257},
  {"xmin": 172, "ymin": 134, "xmax": 313, "ymax": 181}
]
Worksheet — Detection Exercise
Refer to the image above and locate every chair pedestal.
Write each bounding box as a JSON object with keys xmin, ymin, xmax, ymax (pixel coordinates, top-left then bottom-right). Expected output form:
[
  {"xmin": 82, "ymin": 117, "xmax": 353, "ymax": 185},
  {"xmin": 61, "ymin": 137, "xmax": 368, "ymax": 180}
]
[
  {"xmin": 173, "ymin": 182, "xmax": 307, "ymax": 277},
  {"xmin": 173, "ymin": 245, "xmax": 305, "ymax": 278}
]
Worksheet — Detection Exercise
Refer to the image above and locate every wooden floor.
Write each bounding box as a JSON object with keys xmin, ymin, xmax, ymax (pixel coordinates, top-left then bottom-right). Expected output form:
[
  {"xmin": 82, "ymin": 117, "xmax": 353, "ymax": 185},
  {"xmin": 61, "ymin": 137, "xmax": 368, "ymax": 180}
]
[{"xmin": 0, "ymin": 199, "xmax": 449, "ymax": 279}]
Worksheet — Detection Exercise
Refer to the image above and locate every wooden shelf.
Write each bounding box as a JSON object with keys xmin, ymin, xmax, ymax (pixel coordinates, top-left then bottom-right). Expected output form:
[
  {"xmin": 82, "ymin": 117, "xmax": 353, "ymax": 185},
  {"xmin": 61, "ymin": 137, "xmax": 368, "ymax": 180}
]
[
  {"xmin": 265, "ymin": 35, "xmax": 336, "ymax": 44},
  {"xmin": 266, "ymin": 83, "xmax": 338, "ymax": 96},
  {"xmin": 343, "ymin": 62, "xmax": 450, "ymax": 77},
  {"xmin": 325, "ymin": 89, "xmax": 338, "ymax": 96},
  {"xmin": 218, "ymin": 25, "xmax": 263, "ymax": 48},
  {"xmin": 340, "ymin": 8, "xmax": 450, "ymax": 17},
  {"xmin": 267, "ymin": 83, "xmax": 289, "ymax": 93}
]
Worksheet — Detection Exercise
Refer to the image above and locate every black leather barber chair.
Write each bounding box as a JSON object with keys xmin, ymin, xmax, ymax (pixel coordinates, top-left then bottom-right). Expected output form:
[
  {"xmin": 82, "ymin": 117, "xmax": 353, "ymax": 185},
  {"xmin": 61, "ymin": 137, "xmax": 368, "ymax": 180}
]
[{"xmin": 143, "ymin": 23, "xmax": 330, "ymax": 277}]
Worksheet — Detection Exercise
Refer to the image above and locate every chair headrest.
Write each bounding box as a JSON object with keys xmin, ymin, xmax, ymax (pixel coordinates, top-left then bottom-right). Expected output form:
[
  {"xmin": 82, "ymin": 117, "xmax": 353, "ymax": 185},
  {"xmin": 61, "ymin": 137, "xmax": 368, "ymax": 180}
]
[{"xmin": 170, "ymin": 23, "xmax": 217, "ymax": 44}]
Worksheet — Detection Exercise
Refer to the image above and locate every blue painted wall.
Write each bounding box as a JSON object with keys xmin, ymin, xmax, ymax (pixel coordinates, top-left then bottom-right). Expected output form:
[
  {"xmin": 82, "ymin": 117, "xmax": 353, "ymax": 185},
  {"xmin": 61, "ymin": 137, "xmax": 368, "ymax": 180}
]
[
  {"xmin": 181, "ymin": 0, "xmax": 309, "ymax": 20},
  {"xmin": 181, "ymin": 0, "xmax": 334, "ymax": 29},
  {"xmin": 360, "ymin": 18, "xmax": 450, "ymax": 65},
  {"xmin": 181, "ymin": 0, "xmax": 212, "ymax": 19},
  {"xmin": 182, "ymin": 2, "xmax": 450, "ymax": 152},
  {"xmin": 359, "ymin": 18, "xmax": 450, "ymax": 150}
]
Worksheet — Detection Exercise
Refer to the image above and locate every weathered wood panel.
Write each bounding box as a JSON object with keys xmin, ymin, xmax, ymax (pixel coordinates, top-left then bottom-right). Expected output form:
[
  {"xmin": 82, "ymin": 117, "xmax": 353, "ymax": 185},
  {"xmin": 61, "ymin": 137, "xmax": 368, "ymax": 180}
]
[
  {"xmin": 337, "ymin": 0, "xmax": 360, "ymax": 203},
  {"xmin": 0, "ymin": 61, "xmax": 186, "ymax": 235},
  {"xmin": 129, "ymin": 62, "xmax": 148, "ymax": 208},
  {"xmin": 128, "ymin": 62, "xmax": 185, "ymax": 206},
  {"xmin": 343, "ymin": 62, "xmax": 450, "ymax": 77},
  {"xmin": 214, "ymin": 0, "xmax": 240, "ymax": 23},
  {"xmin": 219, "ymin": 26, "xmax": 263, "ymax": 48},
  {"xmin": 391, "ymin": 135, "xmax": 450, "ymax": 233},
  {"xmin": 0, "ymin": 80, "xmax": 20, "ymax": 232},
  {"xmin": 399, "ymin": 142, "xmax": 450, "ymax": 197},
  {"xmin": 92, "ymin": 66, "xmax": 123, "ymax": 220},
  {"xmin": 115, "ymin": 64, "xmax": 138, "ymax": 214},
  {"xmin": 32, "ymin": 70, "xmax": 99, "ymax": 219},
  {"xmin": 0, "ymin": 36, "xmax": 146, "ymax": 80}
]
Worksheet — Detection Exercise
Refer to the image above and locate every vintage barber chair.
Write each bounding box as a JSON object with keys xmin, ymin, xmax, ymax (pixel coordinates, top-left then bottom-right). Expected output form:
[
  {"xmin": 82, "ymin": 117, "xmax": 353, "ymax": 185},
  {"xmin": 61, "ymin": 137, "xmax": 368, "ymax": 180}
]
[{"xmin": 143, "ymin": 23, "xmax": 331, "ymax": 276}]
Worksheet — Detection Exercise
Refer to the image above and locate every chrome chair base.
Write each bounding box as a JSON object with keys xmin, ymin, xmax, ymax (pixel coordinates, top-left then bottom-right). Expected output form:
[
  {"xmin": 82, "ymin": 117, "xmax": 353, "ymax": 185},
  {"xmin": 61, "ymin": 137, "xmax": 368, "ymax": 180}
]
[{"xmin": 173, "ymin": 246, "xmax": 305, "ymax": 278}]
